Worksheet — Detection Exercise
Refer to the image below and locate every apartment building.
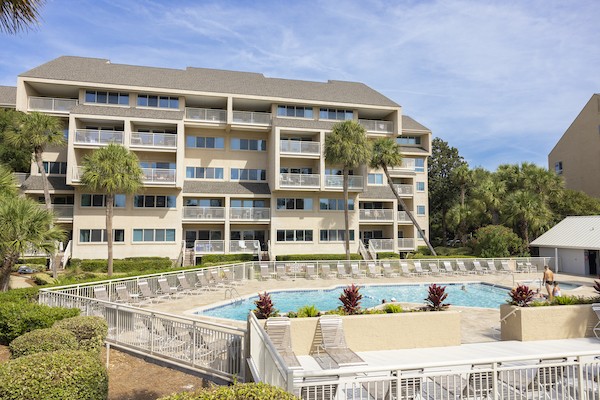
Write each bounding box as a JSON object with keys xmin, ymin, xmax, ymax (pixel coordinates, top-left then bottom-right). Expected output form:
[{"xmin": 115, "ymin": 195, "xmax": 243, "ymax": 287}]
[
  {"xmin": 2, "ymin": 56, "xmax": 431, "ymax": 262},
  {"xmin": 549, "ymin": 94, "xmax": 600, "ymax": 197}
]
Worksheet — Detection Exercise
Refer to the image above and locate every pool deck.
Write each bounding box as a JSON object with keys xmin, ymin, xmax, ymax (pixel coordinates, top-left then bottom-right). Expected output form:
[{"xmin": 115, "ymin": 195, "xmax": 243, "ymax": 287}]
[{"xmin": 147, "ymin": 271, "xmax": 599, "ymax": 344}]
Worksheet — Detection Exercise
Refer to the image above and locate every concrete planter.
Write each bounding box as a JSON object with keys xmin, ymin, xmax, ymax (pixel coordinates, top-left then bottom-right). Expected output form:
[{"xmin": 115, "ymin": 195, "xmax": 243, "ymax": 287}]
[
  {"xmin": 500, "ymin": 303, "xmax": 596, "ymax": 341},
  {"xmin": 263, "ymin": 311, "xmax": 461, "ymax": 355}
]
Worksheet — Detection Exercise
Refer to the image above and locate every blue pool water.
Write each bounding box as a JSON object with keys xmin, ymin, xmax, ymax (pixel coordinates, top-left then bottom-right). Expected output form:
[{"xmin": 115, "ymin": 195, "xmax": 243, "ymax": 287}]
[{"xmin": 196, "ymin": 283, "xmax": 511, "ymax": 321}]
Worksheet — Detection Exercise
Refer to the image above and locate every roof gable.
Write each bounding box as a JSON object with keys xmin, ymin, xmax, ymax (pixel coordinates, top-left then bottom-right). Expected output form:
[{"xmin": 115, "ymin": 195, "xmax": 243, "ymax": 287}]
[{"xmin": 531, "ymin": 215, "xmax": 600, "ymax": 249}]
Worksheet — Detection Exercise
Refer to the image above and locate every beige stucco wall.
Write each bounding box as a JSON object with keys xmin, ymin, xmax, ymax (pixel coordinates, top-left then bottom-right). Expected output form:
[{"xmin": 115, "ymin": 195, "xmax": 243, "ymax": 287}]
[
  {"xmin": 500, "ymin": 304, "xmax": 597, "ymax": 341},
  {"xmin": 262, "ymin": 311, "xmax": 461, "ymax": 355}
]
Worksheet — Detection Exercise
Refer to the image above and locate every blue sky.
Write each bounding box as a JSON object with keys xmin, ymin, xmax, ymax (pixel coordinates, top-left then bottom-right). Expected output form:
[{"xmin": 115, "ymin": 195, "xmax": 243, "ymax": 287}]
[{"xmin": 1, "ymin": 0, "xmax": 598, "ymax": 170}]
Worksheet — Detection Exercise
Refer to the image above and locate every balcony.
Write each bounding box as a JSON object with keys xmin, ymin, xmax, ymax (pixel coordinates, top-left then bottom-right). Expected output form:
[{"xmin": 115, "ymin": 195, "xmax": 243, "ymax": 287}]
[
  {"xmin": 359, "ymin": 209, "xmax": 393, "ymax": 221},
  {"xmin": 39, "ymin": 204, "xmax": 73, "ymax": 220},
  {"xmin": 28, "ymin": 96, "xmax": 78, "ymax": 113},
  {"xmin": 398, "ymin": 238, "xmax": 415, "ymax": 249},
  {"xmin": 194, "ymin": 240, "xmax": 224, "ymax": 254},
  {"xmin": 394, "ymin": 184, "xmax": 413, "ymax": 196},
  {"xmin": 130, "ymin": 132, "xmax": 177, "ymax": 149},
  {"xmin": 183, "ymin": 206, "xmax": 225, "ymax": 221},
  {"xmin": 324, "ymin": 175, "xmax": 364, "ymax": 190},
  {"xmin": 279, "ymin": 140, "xmax": 320, "ymax": 156},
  {"xmin": 184, "ymin": 107, "xmax": 227, "ymax": 123},
  {"xmin": 368, "ymin": 238, "xmax": 394, "ymax": 252},
  {"xmin": 398, "ymin": 211, "xmax": 412, "ymax": 223},
  {"xmin": 279, "ymin": 173, "xmax": 320, "ymax": 188},
  {"xmin": 232, "ymin": 111, "xmax": 271, "ymax": 126},
  {"xmin": 230, "ymin": 207, "xmax": 270, "ymax": 221},
  {"xmin": 72, "ymin": 166, "xmax": 84, "ymax": 182},
  {"xmin": 74, "ymin": 129, "xmax": 124, "ymax": 145},
  {"xmin": 389, "ymin": 159, "xmax": 416, "ymax": 175},
  {"xmin": 142, "ymin": 168, "xmax": 176, "ymax": 184},
  {"xmin": 358, "ymin": 119, "xmax": 394, "ymax": 134},
  {"xmin": 230, "ymin": 240, "xmax": 260, "ymax": 253}
]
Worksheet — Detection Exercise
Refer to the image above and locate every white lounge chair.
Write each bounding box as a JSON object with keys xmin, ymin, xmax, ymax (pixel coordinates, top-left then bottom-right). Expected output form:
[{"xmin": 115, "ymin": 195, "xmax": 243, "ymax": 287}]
[
  {"xmin": 442, "ymin": 261, "xmax": 455, "ymax": 275},
  {"xmin": 223, "ymin": 268, "xmax": 243, "ymax": 286},
  {"xmin": 275, "ymin": 265, "xmax": 288, "ymax": 280},
  {"xmin": 320, "ymin": 264, "xmax": 336, "ymax": 279},
  {"xmin": 593, "ymin": 303, "xmax": 600, "ymax": 340},
  {"xmin": 137, "ymin": 280, "xmax": 163, "ymax": 303},
  {"xmin": 367, "ymin": 263, "xmax": 382, "ymax": 278},
  {"xmin": 196, "ymin": 271, "xmax": 217, "ymax": 291},
  {"xmin": 157, "ymin": 277, "xmax": 182, "ymax": 299},
  {"xmin": 351, "ymin": 263, "xmax": 366, "ymax": 278},
  {"xmin": 305, "ymin": 264, "xmax": 318, "ymax": 279},
  {"xmin": 500, "ymin": 260, "xmax": 512, "ymax": 274},
  {"xmin": 457, "ymin": 260, "xmax": 476, "ymax": 275},
  {"xmin": 336, "ymin": 264, "xmax": 351, "ymax": 278},
  {"xmin": 177, "ymin": 274, "xmax": 203, "ymax": 294},
  {"xmin": 260, "ymin": 264, "xmax": 272, "ymax": 280},
  {"xmin": 484, "ymin": 261, "xmax": 499, "ymax": 274},
  {"xmin": 116, "ymin": 285, "xmax": 141, "ymax": 304},
  {"xmin": 93, "ymin": 286, "xmax": 110, "ymax": 302},
  {"xmin": 429, "ymin": 263, "xmax": 444, "ymax": 276},
  {"xmin": 265, "ymin": 317, "xmax": 301, "ymax": 369},
  {"xmin": 472, "ymin": 261, "xmax": 489, "ymax": 275},
  {"xmin": 210, "ymin": 269, "xmax": 228, "ymax": 288},
  {"xmin": 413, "ymin": 261, "xmax": 430, "ymax": 276},
  {"xmin": 399, "ymin": 261, "xmax": 413, "ymax": 277},
  {"xmin": 383, "ymin": 262, "xmax": 400, "ymax": 278},
  {"xmin": 314, "ymin": 315, "xmax": 366, "ymax": 368}
]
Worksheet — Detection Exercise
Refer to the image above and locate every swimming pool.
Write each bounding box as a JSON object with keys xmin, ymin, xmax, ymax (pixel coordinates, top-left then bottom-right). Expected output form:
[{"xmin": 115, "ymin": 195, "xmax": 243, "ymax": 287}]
[{"xmin": 196, "ymin": 283, "xmax": 510, "ymax": 321}]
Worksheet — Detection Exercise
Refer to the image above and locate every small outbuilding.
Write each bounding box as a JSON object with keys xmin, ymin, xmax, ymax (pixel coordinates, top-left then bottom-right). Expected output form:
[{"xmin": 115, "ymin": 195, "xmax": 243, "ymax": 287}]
[{"xmin": 531, "ymin": 215, "xmax": 600, "ymax": 276}]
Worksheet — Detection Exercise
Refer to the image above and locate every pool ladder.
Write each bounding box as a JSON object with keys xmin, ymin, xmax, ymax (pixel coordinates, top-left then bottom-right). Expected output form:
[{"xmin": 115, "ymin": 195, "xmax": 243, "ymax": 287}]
[{"xmin": 224, "ymin": 288, "xmax": 243, "ymax": 305}]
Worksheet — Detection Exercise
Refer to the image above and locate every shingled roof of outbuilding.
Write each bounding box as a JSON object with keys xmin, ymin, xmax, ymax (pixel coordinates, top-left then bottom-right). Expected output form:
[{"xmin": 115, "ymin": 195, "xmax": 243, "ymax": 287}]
[{"xmin": 0, "ymin": 86, "xmax": 16, "ymax": 107}]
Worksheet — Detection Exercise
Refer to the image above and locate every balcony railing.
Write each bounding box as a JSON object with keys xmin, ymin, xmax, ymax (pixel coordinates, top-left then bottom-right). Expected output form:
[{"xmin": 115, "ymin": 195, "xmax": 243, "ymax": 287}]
[
  {"xmin": 279, "ymin": 140, "xmax": 320, "ymax": 155},
  {"xmin": 324, "ymin": 175, "xmax": 364, "ymax": 190},
  {"xmin": 394, "ymin": 184, "xmax": 413, "ymax": 195},
  {"xmin": 230, "ymin": 240, "xmax": 260, "ymax": 253},
  {"xmin": 398, "ymin": 238, "xmax": 416, "ymax": 249},
  {"xmin": 359, "ymin": 209, "xmax": 394, "ymax": 221},
  {"xmin": 131, "ymin": 132, "xmax": 177, "ymax": 148},
  {"xmin": 74, "ymin": 129, "xmax": 124, "ymax": 145},
  {"xmin": 279, "ymin": 173, "xmax": 320, "ymax": 188},
  {"xmin": 230, "ymin": 207, "xmax": 270, "ymax": 220},
  {"xmin": 358, "ymin": 119, "xmax": 394, "ymax": 133},
  {"xmin": 184, "ymin": 107, "xmax": 227, "ymax": 123},
  {"xmin": 182, "ymin": 206, "xmax": 225, "ymax": 220},
  {"xmin": 194, "ymin": 240, "xmax": 225, "ymax": 254},
  {"xmin": 398, "ymin": 211, "xmax": 412, "ymax": 222},
  {"xmin": 28, "ymin": 96, "xmax": 78, "ymax": 113},
  {"xmin": 232, "ymin": 111, "xmax": 271, "ymax": 126},
  {"xmin": 142, "ymin": 168, "xmax": 176, "ymax": 184},
  {"xmin": 51, "ymin": 205, "xmax": 74, "ymax": 219},
  {"xmin": 72, "ymin": 166, "xmax": 84, "ymax": 181},
  {"xmin": 368, "ymin": 238, "xmax": 394, "ymax": 251}
]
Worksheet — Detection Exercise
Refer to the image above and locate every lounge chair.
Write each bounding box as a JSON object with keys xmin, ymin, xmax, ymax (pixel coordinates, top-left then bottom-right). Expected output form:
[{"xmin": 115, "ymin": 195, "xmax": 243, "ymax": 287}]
[
  {"xmin": 413, "ymin": 261, "xmax": 430, "ymax": 276},
  {"xmin": 528, "ymin": 359, "xmax": 566, "ymax": 396},
  {"xmin": 462, "ymin": 364, "xmax": 497, "ymax": 399},
  {"xmin": 223, "ymin": 268, "xmax": 243, "ymax": 286},
  {"xmin": 526, "ymin": 262, "xmax": 536, "ymax": 272},
  {"xmin": 93, "ymin": 286, "xmax": 110, "ymax": 302},
  {"xmin": 484, "ymin": 260, "xmax": 499, "ymax": 274},
  {"xmin": 177, "ymin": 274, "xmax": 203, "ymax": 294},
  {"xmin": 442, "ymin": 261, "xmax": 455, "ymax": 275},
  {"xmin": 260, "ymin": 264, "xmax": 272, "ymax": 280},
  {"xmin": 305, "ymin": 264, "xmax": 318, "ymax": 279},
  {"xmin": 336, "ymin": 264, "xmax": 351, "ymax": 278},
  {"xmin": 367, "ymin": 263, "xmax": 382, "ymax": 278},
  {"xmin": 457, "ymin": 260, "xmax": 476, "ymax": 275},
  {"xmin": 196, "ymin": 271, "xmax": 217, "ymax": 291},
  {"xmin": 314, "ymin": 315, "xmax": 366, "ymax": 368},
  {"xmin": 429, "ymin": 263, "xmax": 444, "ymax": 276},
  {"xmin": 472, "ymin": 261, "xmax": 489, "ymax": 275},
  {"xmin": 210, "ymin": 269, "xmax": 228, "ymax": 288},
  {"xmin": 157, "ymin": 277, "xmax": 182, "ymax": 299},
  {"xmin": 516, "ymin": 262, "xmax": 528, "ymax": 273},
  {"xmin": 116, "ymin": 285, "xmax": 141, "ymax": 304},
  {"xmin": 137, "ymin": 280, "xmax": 163, "ymax": 303},
  {"xmin": 276, "ymin": 264, "xmax": 289, "ymax": 280},
  {"xmin": 320, "ymin": 264, "xmax": 336, "ymax": 279},
  {"xmin": 399, "ymin": 262, "xmax": 413, "ymax": 277},
  {"xmin": 265, "ymin": 317, "xmax": 301, "ymax": 369},
  {"xmin": 384, "ymin": 262, "xmax": 400, "ymax": 278},
  {"xmin": 500, "ymin": 260, "xmax": 512, "ymax": 274},
  {"xmin": 351, "ymin": 263, "xmax": 366, "ymax": 278},
  {"xmin": 593, "ymin": 303, "xmax": 600, "ymax": 340}
]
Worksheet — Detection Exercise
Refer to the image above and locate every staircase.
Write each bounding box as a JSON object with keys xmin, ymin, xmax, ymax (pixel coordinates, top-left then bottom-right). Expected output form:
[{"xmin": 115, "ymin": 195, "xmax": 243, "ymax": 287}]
[{"xmin": 183, "ymin": 249, "xmax": 195, "ymax": 267}]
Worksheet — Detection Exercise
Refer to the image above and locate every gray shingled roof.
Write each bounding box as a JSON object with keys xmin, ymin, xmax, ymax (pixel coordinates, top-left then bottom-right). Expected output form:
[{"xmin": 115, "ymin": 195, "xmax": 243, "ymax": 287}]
[
  {"xmin": 70, "ymin": 104, "xmax": 184, "ymax": 120},
  {"xmin": 183, "ymin": 181, "xmax": 271, "ymax": 195},
  {"xmin": 21, "ymin": 175, "xmax": 74, "ymax": 191},
  {"xmin": 402, "ymin": 115, "xmax": 430, "ymax": 131},
  {"xmin": 274, "ymin": 117, "xmax": 337, "ymax": 130},
  {"xmin": 20, "ymin": 56, "xmax": 399, "ymax": 108},
  {"xmin": 360, "ymin": 186, "xmax": 396, "ymax": 200},
  {"xmin": 399, "ymin": 145, "xmax": 429, "ymax": 154},
  {"xmin": 0, "ymin": 86, "xmax": 16, "ymax": 107}
]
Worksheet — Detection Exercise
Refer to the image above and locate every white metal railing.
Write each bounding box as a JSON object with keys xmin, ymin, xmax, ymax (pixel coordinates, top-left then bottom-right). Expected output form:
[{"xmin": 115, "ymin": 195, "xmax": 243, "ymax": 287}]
[
  {"xmin": 230, "ymin": 240, "xmax": 260, "ymax": 253},
  {"xmin": 279, "ymin": 140, "xmax": 320, "ymax": 155},
  {"xmin": 131, "ymin": 132, "xmax": 177, "ymax": 148},
  {"xmin": 324, "ymin": 175, "xmax": 364, "ymax": 189},
  {"xmin": 194, "ymin": 240, "xmax": 225, "ymax": 254},
  {"xmin": 50, "ymin": 204, "xmax": 74, "ymax": 219},
  {"xmin": 398, "ymin": 211, "xmax": 412, "ymax": 222},
  {"xmin": 61, "ymin": 240, "xmax": 72, "ymax": 269},
  {"xmin": 182, "ymin": 206, "xmax": 225, "ymax": 220},
  {"xmin": 358, "ymin": 118, "xmax": 394, "ymax": 133},
  {"xmin": 394, "ymin": 184, "xmax": 414, "ymax": 195},
  {"xmin": 142, "ymin": 168, "xmax": 176, "ymax": 184},
  {"xmin": 232, "ymin": 110, "xmax": 271, "ymax": 125},
  {"xmin": 184, "ymin": 107, "xmax": 227, "ymax": 123},
  {"xmin": 398, "ymin": 238, "xmax": 416, "ymax": 249},
  {"xmin": 279, "ymin": 173, "xmax": 320, "ymax": 188},
  {"xmin": 72, "ymin": 166, "xmax": 84, "ymax": 182},
  {"xmin": 359, "ymin": 209, "xmax": 394, "ymax": 221},
  {"xmin": 357, "ymin": 240, "xmax": 370, "ymax": 260},
  {"xmin": 369, "ymin": 238, "xmax": 395, "ymax": 252},
  {"xmin": 390, "ymin": 159, "xmax": 416, "ymax": 173},
  {"xmin": 74, "ymin": 129, "xmax": 124, "ymax": 145},
  {"xmin": 230, "ymin": 207, "xmax": 270, "ymax": 220},
  {"xmin": 28, "ymin": 96, "xmax": 78, "ymax": 112}
]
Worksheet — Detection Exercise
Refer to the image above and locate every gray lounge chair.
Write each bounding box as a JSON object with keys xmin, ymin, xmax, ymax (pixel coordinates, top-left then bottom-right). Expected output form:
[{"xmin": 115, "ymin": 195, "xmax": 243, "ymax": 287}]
[
  {"xmin": 442, "ymin": 261, "xmax": 455, "ymax": 275},
  {"xmin": 457, "ymin": 260, "xmax": 476, "ymax": 275},
  {"xmin": 116, "ymin": 285, "xmax": 141, "ymax": 304},
  {"xmin": 93, "ymin": 286, "xmax": 110, "ymax": 302},
  {"xmin": 177, "ymin": 274, "xmax": 203, "ymax": 294},
  {"xmin": 472, "ymin": 261, "xmax": 489, "ymax": 275},
  {"xmin": 399, "ymin": 262, "xmax": 413, "ymax": 277},
  {"xmin": 305, "ymin": 264, "xmax": 318, "ymax": 279},
  {"xmin": 336, "ymin": 264, "xmax": 351, "ymax": 278},
  {"xmin": 314, "ymin": 315, "xmax": 366, "ymax": 368},
  {"xmin": 265, "ymin": 317, "xmax": 302, "ymax": 369},
  {"xmin": 367, "ymin": 263, "xmax": 382, "ymax": 278},
  {"xmin": 260, "ymin": 264, "xmax": 272, "ymax": 280},
  {"xmin": 157, "ymin": 277, "xmax": 182, "ymax": 299},
  {"xmin": 320, "ymin": 264, "xmax": 336, "ymax": 279},
  {"xmin": 351, "ymin": 263, "xmax": 366, "ymax": 278},
  {"xmin": 500, "ymin": 260, "xmax": 512, "ymax": 274},
  {"xmin": 137, "ymin": 280, "xmax": 163, "ymax": 303},
  {"xmin": 413, "ymin": 261, "xmax": 430, "ymax": 276},
  {"xmin": 593, "ymin": 303, "xmax": 600, "ymax": 340}
]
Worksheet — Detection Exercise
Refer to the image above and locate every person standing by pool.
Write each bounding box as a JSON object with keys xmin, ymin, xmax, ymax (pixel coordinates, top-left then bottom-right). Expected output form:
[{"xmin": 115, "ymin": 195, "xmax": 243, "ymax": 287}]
[
  {"xmin": 543, "ymin": 266, "xmax": 555, "ymax": 299},
  {"xmin": 552, "ymin": 281, "xmax": 561, "ymax": 298}
]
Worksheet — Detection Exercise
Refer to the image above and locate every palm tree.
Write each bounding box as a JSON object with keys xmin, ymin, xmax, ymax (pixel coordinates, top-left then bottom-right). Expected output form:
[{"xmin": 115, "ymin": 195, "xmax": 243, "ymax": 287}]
[
  {"xmin": 0, "ymin": 0, "xmax": 43, "ymax": 34},
  {"xmin": 451, "ymin": 165, "xmax": 473, "ymax": 244},
  {"xmin": 7, "ymin": 112, "xmax": 64, "ymax": 210},
  {"xmin": 0, "ymin": 164, "xmax": 17, "ymax": 198},
  {"xmin": 370, "ymin": 138, "xmax": 437, "ymax": 256},
  {"xmin": 324, "ymin": 121, "xmax": 371, "ymax": 260},
  {"xmin": 81, "ymin": 144, "xmax": 142, "ymax": 276},
  {"xmin": 503, "ymin": 190, "xmax": 551, "ymax": 244},
  {"xmin": 0, "ymin": 195, "xmax": 64, "ymax": 291}
]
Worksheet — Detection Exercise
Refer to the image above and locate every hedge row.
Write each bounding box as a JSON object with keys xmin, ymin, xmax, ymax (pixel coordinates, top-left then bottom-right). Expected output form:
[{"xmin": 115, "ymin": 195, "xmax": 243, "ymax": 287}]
[
  {"xmin": 17, "ymin": 257, "xmax": 48, "ymax": 266},
  {"xmin": 69, "ymin": 257, "xmax": 172, "ymax": 272},
  {"xmin": 377, "ymin": 252, "xmax": 400, "ymax": 259},
  {"xmin": 54, "ymin": 316, "xmax": 108, "ymax": 354},
  {"xmin": 159, "ymin": 382, "xmax": 299, "ymax": 400},
  {"xmin": 276, "ymin": 254, "xmax": 362, "ymax": 261},
  {"xmin": 199, "ymin": 254, "xmax": 254, "ymax": 265},
  {"xmin": 9, "ymin": 328, "xmax": 78, "ymax": 358}
]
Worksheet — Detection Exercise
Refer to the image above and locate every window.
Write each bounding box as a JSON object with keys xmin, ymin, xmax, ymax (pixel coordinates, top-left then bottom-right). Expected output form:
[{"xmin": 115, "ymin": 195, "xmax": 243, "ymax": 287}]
[
  {"xmin": 80, "ymin": 194, "xmax": 125, "ymax": 208},
  {"xmin": 277, "ymin": 105, "xmax": 313, "ymax": 118},
  {"xmin": 79, "ymin": 229, "xmax": 124, "ymax": 243},
  {"xmin": 276, "ymin": 198, "xmax": 313, "ymax": 210},
  {"xmin": 276, "ymin": 229, "xmax": 313, "ymax": 242},
  {"xmin": 416, "ymin": 182, "xmax": 425, "ymax": 192},
  {"xmin": 38, "ymin": 195, "xmax": 74, "ymax": 205},
  {"xmin": 137, "ymin": 94, "xmax": 179, "ymax": 109},
  {"xmin": 231, "ymin": 199, "xmax": 266, "ymax": 208},
  {"xmin": 415, "ymin": 158, "xmax": 425, "ymax": 172},
  {"xmin": 368, "ymin": 173, "xmax": 384, "ymax": 185},
  {"xmin": 231, "ymin": 168, "xmax": 266, "ymax": 181},
  {"xmin": 230, "ymin": 138, "xmax": 266, "ymax": 151},
  {"xmin": 185, "ymin": 198, "xmax": 222, "ymax": 207},
  {"xmin": 396, "ymin": 136, "xmax": 422, "ymax": 145},
  {"xmin": 133, "ymin": 228, "xmax": 176, "ymax": 242},
  {"xmin": 319, "ymin": 198, "xmax": 354, "ymax": 211},
  {"xmin": 280, "ymin": 167, "xmax": 313, "ymax": 174},
  {"xmin": 139, "ymin": 161, "xmax": 176, "ymax": 170},
  {"xmin": 134, "ymin": 195, "xmax": 176, "ymax": 208},
  {"xmin": 85, "ymin": 90, "xmax": 129, "ymax": 105},
  {"xmin": 324, "ymin": 168, "xmax": 354, "ymax": 176},
  {"xmin": 42, "ymin": 161, "xmax": 67, "ymax": 175},
  {"xmin": 555, "ymin": 161, "xmax": 563, "ymax": 175},
  {"xmin": 185, "ymin": 136, "xmax": 224, "ymax": 149},
  {"xmin": 185, "ymin": 167, "xmax": 224, "ymax": 179},
  {"xmin": 417, "ymin": 205, "xmax": 426, "ymax": 215},
  {"xmin": 319, "ymin": 108, "xmax": 353, "ymax": 120},
  {"xmin": 320, "ymin": 230, "xmax": 355, "ymax": 241}
]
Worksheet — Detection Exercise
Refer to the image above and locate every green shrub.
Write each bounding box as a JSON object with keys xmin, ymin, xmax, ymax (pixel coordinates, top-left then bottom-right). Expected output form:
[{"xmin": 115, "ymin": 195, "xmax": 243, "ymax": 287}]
[
  {"xmin": 0, "ymin": 350, "xmax": 108, "ymax": 400},
  {"xmin": 32, "ymin": 273, "xmax": 55, "ymax": 286},
  {"xmin": 472, "ymin": 225, "xmax": 527, "ymax": 258},
  {"xmin": 297, "ymin": 305, "xmax": 320, "ymax": 318},
  {"xmin": 53, "ymin": 316, "xmax": 108, "ymax": 353},
  {"xmin": 286, "ymin": 311, "xmax": 297, "ymax": 318},
  {"xmin": 159, "ymin": 382, "xmax": 299, "ymax": 400},
  {"xmin": 408, "ymin": 253, "xmax": 474, "ymax": 259},
  {"xmin": 377, "ymin": 252, "xmax": 399, "ymax": 259},
  {"xmin": 200, "ymin": 254, "xmax": 254, "ymax": 265},
  {"xmin": 277, "ymin": 254, "xmax": 362, "ymax": 261},
  {"xmin": 383, "ymin": 303, "xmax": 404, "ymax": 313},
  {"xmin": 9, "ymin": 327, "xmax": 78, "ymax": 358},
  {"xmin": 17, "ymin": 257, "xmax": 48, "ymax": 266},
  {"xmin": 0, "ymin": 302, "xmax": 79, "ymax": 345},
  {"xmin": 74, "ymin": 257, "xmax": 172, "ymax": 273},
  {"xmin": 0, "ymin": 287, "xmax": 39, "ymax": 303}
]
